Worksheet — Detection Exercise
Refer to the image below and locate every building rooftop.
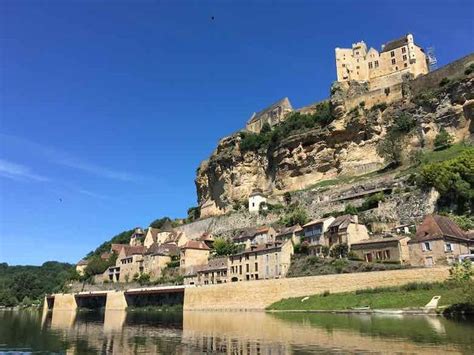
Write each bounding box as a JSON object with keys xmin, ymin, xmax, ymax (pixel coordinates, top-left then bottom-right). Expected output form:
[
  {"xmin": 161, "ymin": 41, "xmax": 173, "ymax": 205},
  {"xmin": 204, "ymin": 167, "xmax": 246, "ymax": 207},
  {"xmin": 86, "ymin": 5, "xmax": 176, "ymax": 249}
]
[
  {"xmin": 111, "ymin": 243, "xmax": 128, "ymax": 254},
  {"xmin": 276, "ymin": 224, "xmax": 302, "ymax": 237},
  {"xmin": 146, "ymin": 243, "xmax": 179, "ymax": 257},
  {"xmin": 181, "ymin": 240, "xmax": 210, "ymax": 251},
  {"xmin": 410, "ymin": 214, "xmax": 468, "ymax": 243},
  {"xmin": 121, "ymin": 245, "xmax": 146, "ymax": 257},
  {"xmin": 351, "ymin": 235, "xmax": 409, "ymax": 248},
  {"xmin": 233, "ymin": 226, "xmax": 270, "ymax": 241},
  {"xmin": 303, "ymin": 217, "xmax": 332, "ymax": 228},
  {"xmin": 328, "ymin": 215, "xmax": 357, "ymax": 230},
  {"xmin": 247, "ymin": 97, "xmax": 292, "ymax": 125}
]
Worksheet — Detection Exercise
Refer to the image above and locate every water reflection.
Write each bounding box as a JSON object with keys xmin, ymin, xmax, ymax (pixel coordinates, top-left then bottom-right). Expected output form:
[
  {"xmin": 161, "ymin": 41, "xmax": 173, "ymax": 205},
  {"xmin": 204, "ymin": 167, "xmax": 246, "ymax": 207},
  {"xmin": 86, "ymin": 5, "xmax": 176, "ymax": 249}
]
[{"xmin": 1, "ymin": 309, "xmax": 473, "ymax": 354}]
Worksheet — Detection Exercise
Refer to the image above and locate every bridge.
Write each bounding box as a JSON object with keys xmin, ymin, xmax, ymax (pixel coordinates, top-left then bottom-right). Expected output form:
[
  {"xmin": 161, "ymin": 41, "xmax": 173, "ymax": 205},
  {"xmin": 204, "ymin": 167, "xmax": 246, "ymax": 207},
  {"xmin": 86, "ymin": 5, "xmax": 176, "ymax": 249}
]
[{"xmin": 44, "ymin": 285, "xmax": 187, "ymax": 312}]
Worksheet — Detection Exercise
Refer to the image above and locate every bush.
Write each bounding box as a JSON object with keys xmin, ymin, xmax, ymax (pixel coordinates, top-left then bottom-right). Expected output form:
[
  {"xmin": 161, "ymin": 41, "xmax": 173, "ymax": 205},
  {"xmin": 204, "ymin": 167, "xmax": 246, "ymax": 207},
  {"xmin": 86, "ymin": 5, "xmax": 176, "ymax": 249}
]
[
  {"xmin": 465, "ymin": 63, "xmax": 474, "ymax": 75},
  {"xmin": 439, "ymin": 77, "xmax": 451, "ymax": 87},
  {"xmin": 133, "ymin": 273, "xmax": 151, "ymax": 286},
  {"xmin": 361, "ymin": 192, "xmax": 385, "ymax": 211},
  {"xmin": 434, "ymin": 128, "xmax": 454, "ymax": 150},
  {"xmin": 321, "ymin": 246, "xmax": 330, "ymax": 258},
  {"xmin": 330, "ymin": 244, "xmax": 348, "ymax": 259},
  {"xmin": 393, "ymin": 113, "xmax": 416, "ymax": 133},
  {"xmin": 344, "ymin": 204, "xmax": 358, "ymax": 215},
  {"xmin": 372, "ymin": 103, "xmax": 387, "ymax": 112},
  {"xmin": 279, "ymin": 205, "xmax": 309, "ymax": 227},
  {"xmin": 213, "ymin": 238, "xmax": 239, "ymax": 256}
]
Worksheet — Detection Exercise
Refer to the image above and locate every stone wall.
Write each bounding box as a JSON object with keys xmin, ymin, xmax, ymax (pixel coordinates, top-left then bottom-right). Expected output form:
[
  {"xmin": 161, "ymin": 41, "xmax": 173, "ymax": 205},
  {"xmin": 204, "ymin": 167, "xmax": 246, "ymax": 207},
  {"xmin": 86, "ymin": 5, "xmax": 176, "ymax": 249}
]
[
  {"xmin": 344, "ymin": 82, "xmax": 404, "ymax": 111},
  {"xmin": 183, "ymin": 267, "xmax": 449, "ymax": 310},
  {"xmin": 410, "ymin": 53, "xmax": 474, "ymax": 95}
]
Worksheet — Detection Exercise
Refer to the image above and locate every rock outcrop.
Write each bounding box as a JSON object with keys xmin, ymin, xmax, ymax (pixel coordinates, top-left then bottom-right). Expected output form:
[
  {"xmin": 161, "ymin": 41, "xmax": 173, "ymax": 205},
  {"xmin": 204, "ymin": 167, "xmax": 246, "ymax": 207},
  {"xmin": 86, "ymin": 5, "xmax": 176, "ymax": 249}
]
[{"xmin": 196, "ymin": 73, "xmax": 474, "ymax": 217}]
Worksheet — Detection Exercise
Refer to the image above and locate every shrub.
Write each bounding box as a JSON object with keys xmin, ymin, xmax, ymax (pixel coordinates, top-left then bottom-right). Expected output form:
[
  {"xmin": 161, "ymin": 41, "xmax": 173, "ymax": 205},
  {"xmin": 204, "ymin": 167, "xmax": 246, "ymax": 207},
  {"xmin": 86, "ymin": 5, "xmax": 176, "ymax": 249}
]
[
  {"xmin": 449, "ymin": 260, "xmax": 473, "ymax": 284},
  {"xmin": 465, "ymin": 63, "xmax": 474, "ymax": 75},
  {"xmin": 279, "ymin": 205, "xmax": 309, "ymax": 227},
  {"xmin": 133, "ymin": 273, "xmax": 151, "ymax": 286},
  {"xmin": 393, "ymin": 113, "xmax": 416, "ymax": 133},
  {"xmin": 321, "ymin": 246, "xmax": 330, "ymax": 258},
  {"xmin": 372, "ymin": 103, "xmax": 387, "ymax": 112},
  {"xmin": 439, "ymin": 77, "xmax": 451, "ymax": 87},
  {"xmin": 434, "ymin": 128, "xmax": 454, "ymax": 150},
  {"xmin": 330, "ymin": 244, "xmax": 349, "ymax": 259},
  {"xmin": 166, "ymin": 260, "xmax": 180, "ymax": 268},
  {"xmin": 361, "ymin": 192, "xmax": 385, "ymax": 211},
  {"xmin": 344, "ymin": 204, "xmax": 358, "ymax": 215},
  {"xmin": 347, "ymin": 251, "xmax": 361, "ymax": 261},
  {"xmin": 413, "ymin": 89, "xmax": 437, "ymax": 107},
  {"xmin": 322, "ymin": 290, "xmax": 330, "ymax": 297},
  {"xmin": 213, "ymin": 238, "xmax": 239, "ymax": 256},
  {"xmin": 283, "ymin": 192, "xmax": 292, "ymax": 205}
]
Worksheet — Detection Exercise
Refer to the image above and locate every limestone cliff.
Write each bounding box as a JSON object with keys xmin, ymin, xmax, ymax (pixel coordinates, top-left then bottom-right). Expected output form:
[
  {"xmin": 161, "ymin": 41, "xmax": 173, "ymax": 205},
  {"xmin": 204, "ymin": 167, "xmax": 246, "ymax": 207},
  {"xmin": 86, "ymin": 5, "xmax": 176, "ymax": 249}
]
[{"xmin": 196, "ymin": 58, "xmax": 474, "ymax": 217}]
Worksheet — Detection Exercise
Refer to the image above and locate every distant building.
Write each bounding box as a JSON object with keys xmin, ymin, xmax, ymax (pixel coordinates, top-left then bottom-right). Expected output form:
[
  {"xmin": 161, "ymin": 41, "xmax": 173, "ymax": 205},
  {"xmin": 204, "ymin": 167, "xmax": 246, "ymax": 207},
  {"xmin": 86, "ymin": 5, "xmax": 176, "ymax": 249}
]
[
  {"xmin": 408, "ymin": 215, "xmax": 471, "ymax": 267},
  {"xmin": 108, "ymin": 245, "xmax": 147, "ymax": 282},
  {"xmin": 335, "ymin": 34, "xmax": 429, "ymax": 90},
  {"xmin": 129, "ymin": 227, "xmax": 145, "ymax": 247},
  {"xmin": 326, "ymin": 215, "xmax": 369, "ymax": 248},
  {"xmin": 233, "ymin": 226, "xmax": 276, "ymax": 249},
  {"xmin": 248, "ymin": 188, "xmax": 267, "ymax": 213},
  {"xmin": 75, "ymin": 259, "xmax": 88, "ymax": 276},
  {"xmin": 245, "ymin": 97, "xmax": 293, "ymax": 133},
  {"xmin": 351, "ymin": 235, "xmax": 411, "ymax": 264},
  {"xmin": 275, "ymin": 224, "xmax": 303, "ymax": 245},
  {"xmin": 302, "ymin": 217, "xmax": 335, "ymax": 255},
  {"xmin": 180, "ymin": 240, "xmax": 211, "ymax": 273},
  {"xmin": 184, "ymin": 257, "xmax": 228, "ymax": 286},
  {"xmin": 228, "ymin": 240, "xmax": 293, "ymax": 282},
  {"xmin": 143, "ymin": 227, "xmax": 161, "ymax": 248}
]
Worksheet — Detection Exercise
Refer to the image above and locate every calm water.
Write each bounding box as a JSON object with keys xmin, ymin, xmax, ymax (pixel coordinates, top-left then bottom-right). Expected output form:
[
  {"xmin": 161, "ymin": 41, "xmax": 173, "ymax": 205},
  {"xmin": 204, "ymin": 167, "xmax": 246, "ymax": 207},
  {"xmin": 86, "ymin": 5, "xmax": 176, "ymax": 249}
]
[{"xmin": 0, "ymin": 309, "xmax": 473, "ymax": 354}]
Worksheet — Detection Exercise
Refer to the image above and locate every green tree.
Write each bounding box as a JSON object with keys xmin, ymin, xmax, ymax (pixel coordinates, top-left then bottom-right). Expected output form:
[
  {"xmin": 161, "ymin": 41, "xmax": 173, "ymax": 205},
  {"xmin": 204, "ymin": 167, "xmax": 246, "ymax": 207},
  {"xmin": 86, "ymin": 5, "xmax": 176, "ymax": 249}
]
[
  {"xmin": 84, "ymin": 256, "xmax": 111, "ymax": 278},
  {"xmin": 213, "ymin": 238, "xmax": 239, "ymax": 256},
  {"xmin": 434, "ymin": 128, "xmax": 453, "ymax": 150},
  {"xmin": 187, "ymin": 207, "xmax": 200, "ymax": 222},
  {"xmin": 344, "ymin": 204, "xmax": 358, "ymax": 215},
  {"xmin": 377, "ymin": 132, "xmax": 403, "ymax": 167},
  {"xmin": 330, "ymin": 244, "xmax": 349, "ymax": 258},
  {"xmin": 149, "ymin": 217, "xmax": 172, "ymax": 229},
  {"xmin": 0, "ymin": 289, "xmax": 18, "ymax": 307},
  {"xmin": 279, "ymin": 206, "xmax": 309, "ymax": 227}
]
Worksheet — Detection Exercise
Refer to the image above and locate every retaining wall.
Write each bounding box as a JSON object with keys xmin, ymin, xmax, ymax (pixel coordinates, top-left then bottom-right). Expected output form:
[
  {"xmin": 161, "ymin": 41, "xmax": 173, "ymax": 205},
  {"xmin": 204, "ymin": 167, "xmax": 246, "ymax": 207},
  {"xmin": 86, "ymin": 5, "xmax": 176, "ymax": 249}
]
[{"xmin": 183, "ymin": 267, "xmax": 449, "ymax": 310}]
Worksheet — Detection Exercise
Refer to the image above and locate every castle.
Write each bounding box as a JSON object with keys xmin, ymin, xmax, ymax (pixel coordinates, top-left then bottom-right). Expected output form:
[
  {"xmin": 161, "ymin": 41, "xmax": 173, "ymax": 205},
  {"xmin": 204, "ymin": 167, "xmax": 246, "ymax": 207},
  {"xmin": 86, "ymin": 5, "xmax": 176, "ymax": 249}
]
[{"xmin": 335, "ymin": 33, "xmax": 429, "ymax": 90}]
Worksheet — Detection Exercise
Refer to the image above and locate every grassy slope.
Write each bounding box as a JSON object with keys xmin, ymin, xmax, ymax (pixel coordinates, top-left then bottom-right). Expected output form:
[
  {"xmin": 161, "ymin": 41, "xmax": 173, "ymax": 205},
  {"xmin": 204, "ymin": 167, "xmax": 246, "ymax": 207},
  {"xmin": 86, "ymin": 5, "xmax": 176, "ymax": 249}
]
[{"xmin": 267, "ymin": 283, "xmax": 469, "ymax": 311}]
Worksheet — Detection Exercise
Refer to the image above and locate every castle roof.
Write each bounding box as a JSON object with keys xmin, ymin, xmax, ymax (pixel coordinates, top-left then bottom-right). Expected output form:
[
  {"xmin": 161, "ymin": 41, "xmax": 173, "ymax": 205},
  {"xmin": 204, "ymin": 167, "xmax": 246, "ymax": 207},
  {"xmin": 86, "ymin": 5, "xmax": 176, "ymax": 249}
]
[{"xmin": 247, "ymin": 97, "xmax": 292, "ymax": 125}]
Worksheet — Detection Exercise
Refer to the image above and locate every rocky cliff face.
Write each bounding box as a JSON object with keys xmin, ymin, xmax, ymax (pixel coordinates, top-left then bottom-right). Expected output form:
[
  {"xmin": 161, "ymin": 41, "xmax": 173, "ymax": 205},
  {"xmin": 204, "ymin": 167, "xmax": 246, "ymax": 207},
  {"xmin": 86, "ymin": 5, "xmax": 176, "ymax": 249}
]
[{"xmin": 196, "ymin": 75, "xmax": 474, "ymax": 216}]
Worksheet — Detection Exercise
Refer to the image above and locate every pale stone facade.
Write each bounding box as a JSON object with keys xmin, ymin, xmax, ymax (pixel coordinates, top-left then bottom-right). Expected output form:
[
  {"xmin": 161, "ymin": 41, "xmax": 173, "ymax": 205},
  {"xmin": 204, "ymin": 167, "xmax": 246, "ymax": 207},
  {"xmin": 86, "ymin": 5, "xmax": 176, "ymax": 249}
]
[
  {"xmin": 75, "ymin": 260, "xmax": 88, "ymax": 276},
  {"xmin": 245, "ymin": 97, "xmax": 293, "ymax": 133},
  {"xmin": 228, "ymin": 240, "xmax": 293, "ymax": 282},
  {"xmin": 180, "ymin": 240, "xmax": 211, "ymax": 273},
  {"xmin": 335, "ymin": 34, "xmax": 429, "ymax": 90},
  {"xmin": 351, "ymin": 235, "xmax": 411, "ymax": 264},
  {"xmin": 248, "ymin": 189, "xmax": 267, "ymax": 213},
  {"xmin": 326, "ymin": 215, "xmax": 369, "ymax": 248},
  {"xmin": 233, "ymin": 226, "xmax": 277, "ymax": 249},
  {"xmin": 302, "ymin": 217, "xmax": 335, "ymax": 255}
]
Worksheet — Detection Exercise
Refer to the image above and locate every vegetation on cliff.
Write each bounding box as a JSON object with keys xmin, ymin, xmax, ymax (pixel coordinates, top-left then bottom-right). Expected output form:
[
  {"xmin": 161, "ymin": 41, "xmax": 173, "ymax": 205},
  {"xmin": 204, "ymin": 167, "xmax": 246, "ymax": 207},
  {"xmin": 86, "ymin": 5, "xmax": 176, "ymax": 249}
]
[
  {"xmin": 240, "ymin": 101, "xmax": 333, "ymax": 152},
  {"xmin": 0, "ymin": 262, "xmax": 76, "ymax": 307}
]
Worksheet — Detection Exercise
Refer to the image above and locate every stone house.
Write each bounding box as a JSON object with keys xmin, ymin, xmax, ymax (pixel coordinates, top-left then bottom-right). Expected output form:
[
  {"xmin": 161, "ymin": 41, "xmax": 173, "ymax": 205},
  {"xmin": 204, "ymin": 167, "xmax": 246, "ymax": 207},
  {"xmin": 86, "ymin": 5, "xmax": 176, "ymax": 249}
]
[
  {"xmin": 107, "ymin": 245, "xmax": 146, "ymax": 282},
  {"xmin": 408, "ymin": 215, "xmax": 470, "ymax": 267},
  {"xmin": 228, "ymin": 240, "xmax": 293, "ymax": 282},
  {"xmin": 248, "ymin": 189, "xmax": 267, "ymax": 214},
  {"xmin": 180, "ymin": 240, "xmax": 211, "ymax": 273},
  {"xmin": 350, "ymin": 235, "xmax": 411, "ymax": 264},
  {"xmin": 75, "ymin": 259, "xmax": 88, "ymax": 276},
  {"xmin": 198, "ymin": 233, "xmax": 215, "ymax": 249},
  {"xmin": 129, "ymin": 227, "xmax": 146, "ymax": 247},
  {"xmin": 164, "ymin": 230, "xmax": 189, "ymax": 247},
  {"xmin": 302, "ymin": 217, "xmax": 336, "ymax": 255},
  {"xmin": 233, "ymin": 226, "xmax": 277, "ymax": 249},
  {"xmin": 335, "ymin": 33, "xmax": 429, "ymax": 90},
  {"xmin": 143, "ymin": 227, "xmax": 161, "ymax": 248},
  {"xmin": 143, "ymin": 243, "xmax": 179, "ymax": 279},
  {"xmin": 245, "ymin": 97, "xmax": 293, "ymax": 133},
  {"xmin": 184, "ymin": 257, "xmax": 228, "ymax": 286},
  {"xmin": 326, "ymin": 215, "xmax": 369, "ymax": 249},
  {"xmin": 275, "ymin": 224, "xmax": 302, "ymax": 245}
]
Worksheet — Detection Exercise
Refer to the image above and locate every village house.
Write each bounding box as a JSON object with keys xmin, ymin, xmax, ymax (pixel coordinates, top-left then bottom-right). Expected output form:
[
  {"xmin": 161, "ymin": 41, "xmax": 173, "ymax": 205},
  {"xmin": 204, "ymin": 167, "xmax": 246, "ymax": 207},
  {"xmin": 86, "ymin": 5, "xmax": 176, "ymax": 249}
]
[
  {"xmin": 142, "ymin": 243, "xmax": 179, "ymax": 279},
  {"xmin": 228, "ymin": 240, "xmax": 293, "ymax": 282},
  {"xmin": 143, "ymin": 227, "xmax": 160, "ymax": 248},
  {"xmin": 302, "ymin": 217, "xmax": 336, "ymax": 255},
  {"xmin": 164, "ymin": 230, "xmax": 189, "ymax": 247},
  {"xmin": 233, "ymin": 226, "xmax": 277, "ymax": 249},
  {"xmin": 198, "ymin": 233, "xmax": 215, "ymax": 249},
  {"xmin": 184, "ymin": 257, "xmax": 228, "ymax": 286},
  {"xmin": 75, "ymin": 259, "xmax": 88, "ymax": 276},
  {"xmin": 107, "ymin": 245, "xmax": 146, "ymax": 282},
  {"xmin": 408, "ymin": 215, "xmax": 471, "ymax": 267},
  {"xmin": 326, "ymin": 215, "xmax": 369, "ymax": 249},
  {"xmin": 179, "ymin": 240, "xmax": 211, "ymax": 273},
  {"xmin": 275, "ymin": 224, "xmax": 302, "ymax": 245},
  {"xmin": 351, "ymin": 235, "xmax": 411, "ymax": 264},
  {"xmin": 129, "ymin": 227, "xmax": 146, "ymax": 247},
  {"xmin": 248, "ymin": 188, "xmax": 267, "ymax": 213}
]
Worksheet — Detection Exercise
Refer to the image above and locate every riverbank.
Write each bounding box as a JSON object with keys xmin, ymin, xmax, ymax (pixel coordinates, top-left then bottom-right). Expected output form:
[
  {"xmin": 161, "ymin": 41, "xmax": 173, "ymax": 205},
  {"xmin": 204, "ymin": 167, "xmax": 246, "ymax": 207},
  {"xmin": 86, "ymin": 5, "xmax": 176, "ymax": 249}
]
[{"xmin": 267, "ymin": 281, "xmax": 474, "ymax": 312}]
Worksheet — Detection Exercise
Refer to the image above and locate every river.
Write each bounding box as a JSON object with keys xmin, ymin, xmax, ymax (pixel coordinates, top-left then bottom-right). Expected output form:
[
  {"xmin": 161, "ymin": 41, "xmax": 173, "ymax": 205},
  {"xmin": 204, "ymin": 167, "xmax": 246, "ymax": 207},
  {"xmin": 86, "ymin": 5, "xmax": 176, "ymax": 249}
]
[{"xmin": 0, "ymin": 309, "xmax": 473, "ymax": 354}]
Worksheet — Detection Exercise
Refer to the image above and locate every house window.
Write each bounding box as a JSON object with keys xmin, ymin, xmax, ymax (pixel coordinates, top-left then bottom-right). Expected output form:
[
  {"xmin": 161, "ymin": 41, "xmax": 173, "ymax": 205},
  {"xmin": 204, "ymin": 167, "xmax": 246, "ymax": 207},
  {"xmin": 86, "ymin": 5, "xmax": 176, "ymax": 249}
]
[
  {"xmin": 255, "ymin": 262, "xmax": 258, "ymax": 271},
  {"xmin": 239, "ymin": 265, "xmax": 242, "ymax": 274},
  {"xmin": 384, "ymin": 250, "xmax": 391, "ymax": 259},
  {"xmin": 422, "ymin": 242, "xmax": 432, "ymax": 251},
  {"xmin": 403, "ymin": 55, "xmax": 407, "ymax": 61},
  {"xmin": 342, "ymin": 63, "xmax": 345, "ymax": 67},
  {"xmin": 369, "ymin": 62, "xmax": 373, "ymax": 69},
  {"xmin": 445, "ymin": 242, "xmax": 453, "ymax": 252},
  {"xmin": 246, "ymin": 264, "xmax": 249, "ymax": 272},
  {"xmin": 374, "ymin": 60, "xmax": 379, "ymax": 68},
  {"xmin": 246, "ymin": 275, "xmax": 250, "ymax": 280},
  {"xmin": 391, "ymin": 59, "xmax": 396, "ymax": 65},
  {"xmin": 391, "ymin": 51, "xmax": 395, "ymax": 57},
  {"xmin": 402, "ymin": 47, "xmax": 406, "ymax": 53},
  {"xmin": 404, "ymin": 63, "xmax": 408, "ymax": 68},
  {"xmin": 245, "ymin": 254, "xmax": 249, "ymax": 260},
  {"xmin": 356, "ymin": 66, "xmax": 360, "ymax": 69}
]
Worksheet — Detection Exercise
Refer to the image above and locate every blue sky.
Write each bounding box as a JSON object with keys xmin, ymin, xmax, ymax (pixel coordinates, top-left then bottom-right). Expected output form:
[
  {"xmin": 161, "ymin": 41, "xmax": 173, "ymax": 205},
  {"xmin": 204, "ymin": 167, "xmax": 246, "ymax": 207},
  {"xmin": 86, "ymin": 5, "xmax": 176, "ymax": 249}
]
[{"xmin": 1, "ymin": 1, "xmax": 473, "ymax": 265}]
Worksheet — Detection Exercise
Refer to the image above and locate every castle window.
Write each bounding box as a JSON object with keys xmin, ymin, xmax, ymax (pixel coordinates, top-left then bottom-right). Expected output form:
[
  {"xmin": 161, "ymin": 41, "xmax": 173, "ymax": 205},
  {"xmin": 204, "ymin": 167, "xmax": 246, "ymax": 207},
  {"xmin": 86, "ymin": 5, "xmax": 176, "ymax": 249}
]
[
  {"xmin": 368, "ymin": 62, "xmax": 373, "ymax": 69},
  {"xmin": 403, "ymin": 55, "xmax": 407, "ymax": 61},
  {"xmin": 404, "ymin": 63, "xmax": 408, "ymax": 68},
  {"xmin": 356, "ymin": 66, "xmax": 359, "ymax": 69},
  {"xmin": 375, "ymin": 61, "xmax": 379, "ymax": 68},
  {"xmin": 391, "ymin": 59, "xmax": 396, "ymax": 65},
  {"xmin": 342, "ymin": 63, "xmax": 345, "ymax": 67},
  {"xmin": 402, "ymin": 47, "xmax": 406, "ymax": 53},
  {"xmin": 391, "ymin": 51, "xmax": 395, "ymax": 57}
]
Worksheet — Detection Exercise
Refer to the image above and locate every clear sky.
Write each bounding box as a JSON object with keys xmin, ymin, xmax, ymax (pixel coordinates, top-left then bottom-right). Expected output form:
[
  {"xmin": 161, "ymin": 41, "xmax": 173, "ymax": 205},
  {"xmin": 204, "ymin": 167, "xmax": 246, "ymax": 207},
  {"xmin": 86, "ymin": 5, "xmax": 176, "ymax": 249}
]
[{"xmin": 1, "ymin": 0, "xmax": 473, "ymax": 265}]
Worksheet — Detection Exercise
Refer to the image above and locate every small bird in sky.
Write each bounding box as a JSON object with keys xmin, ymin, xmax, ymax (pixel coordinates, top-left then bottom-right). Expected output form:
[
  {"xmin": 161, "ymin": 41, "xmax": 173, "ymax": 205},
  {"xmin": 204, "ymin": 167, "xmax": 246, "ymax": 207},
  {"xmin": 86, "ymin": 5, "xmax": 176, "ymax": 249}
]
[
  {"xmin": 211, "ymin": 16, "xmax": 215, "ymax": 21},
  {"xmin": 59, "ymin": 198, "xmax": 63, "ymax": 202}
]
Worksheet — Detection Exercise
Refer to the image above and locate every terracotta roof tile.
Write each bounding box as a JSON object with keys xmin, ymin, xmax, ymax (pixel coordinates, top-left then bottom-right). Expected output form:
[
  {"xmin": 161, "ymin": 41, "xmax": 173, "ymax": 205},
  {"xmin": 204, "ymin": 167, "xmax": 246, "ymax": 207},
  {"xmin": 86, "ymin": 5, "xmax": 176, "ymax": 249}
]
[
  {"xmin": 181, "ymin": 240, "xmax": 210, "ymax": 251},
  {"xmin": 410, "ymin": 215, "xmax": 468, "ymax": 243}
]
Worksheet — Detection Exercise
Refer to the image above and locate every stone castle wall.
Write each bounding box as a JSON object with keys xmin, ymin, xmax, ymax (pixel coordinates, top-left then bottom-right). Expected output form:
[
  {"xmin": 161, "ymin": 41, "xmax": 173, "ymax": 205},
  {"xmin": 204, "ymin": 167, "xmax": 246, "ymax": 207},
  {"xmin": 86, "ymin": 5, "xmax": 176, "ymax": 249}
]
[
  {"xmin": 344, "ymin": 82, "xmax": 404, "ymax": 111},
  {"xmin": 410, "ymin": 53, "xmax": 474, "ymax": 95},
  {"xmin": 183, "ymin": 266, "xmax": 449, "ymax": 310}
]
